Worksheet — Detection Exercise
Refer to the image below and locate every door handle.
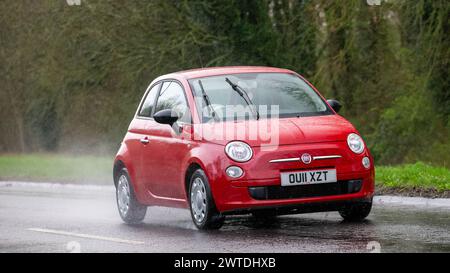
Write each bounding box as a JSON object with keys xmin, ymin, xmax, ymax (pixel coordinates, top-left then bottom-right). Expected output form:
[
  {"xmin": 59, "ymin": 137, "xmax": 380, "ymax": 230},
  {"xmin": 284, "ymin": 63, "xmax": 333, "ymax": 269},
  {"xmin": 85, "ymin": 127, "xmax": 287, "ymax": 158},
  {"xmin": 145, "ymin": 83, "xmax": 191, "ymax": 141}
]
[{"xmin": 140, "ymin": 137, "xmax": 150, "ymax": 144}]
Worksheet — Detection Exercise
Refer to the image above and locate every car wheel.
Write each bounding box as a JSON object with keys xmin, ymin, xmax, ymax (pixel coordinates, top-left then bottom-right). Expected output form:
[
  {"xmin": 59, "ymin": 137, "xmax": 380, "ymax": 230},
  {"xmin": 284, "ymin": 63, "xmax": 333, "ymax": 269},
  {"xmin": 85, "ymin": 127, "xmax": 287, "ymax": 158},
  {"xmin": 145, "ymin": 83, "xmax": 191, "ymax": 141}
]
[
  {"xmin": 339, "ymin": 199, "xmax": 372, "ymax": 222},
  {"xmin": 116, "ymin": 168, "xmax": 147, "ymax": 224},
  {"xmin": 189, "ymin": 169, "xmax": 224, "ymax": 230}
]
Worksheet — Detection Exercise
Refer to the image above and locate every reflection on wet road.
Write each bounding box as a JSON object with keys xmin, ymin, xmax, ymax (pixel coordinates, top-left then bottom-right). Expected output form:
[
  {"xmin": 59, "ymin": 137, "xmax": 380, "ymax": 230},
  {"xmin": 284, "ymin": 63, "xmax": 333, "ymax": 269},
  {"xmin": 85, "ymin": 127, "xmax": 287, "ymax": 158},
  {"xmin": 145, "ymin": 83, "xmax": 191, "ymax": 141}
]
[{"xmin": 0, "ymin": 183, "xmax": 448, "ymax": 253}]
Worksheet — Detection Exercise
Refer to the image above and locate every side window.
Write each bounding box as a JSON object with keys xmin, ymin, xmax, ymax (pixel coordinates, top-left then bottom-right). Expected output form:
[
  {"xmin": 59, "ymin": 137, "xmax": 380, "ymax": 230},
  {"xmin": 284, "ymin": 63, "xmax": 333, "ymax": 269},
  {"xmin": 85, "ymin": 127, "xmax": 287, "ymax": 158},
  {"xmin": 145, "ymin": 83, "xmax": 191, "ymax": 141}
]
[
  {"xmin": 139, "ymin": 83, "xmax": 160, "ymax": 117},
  {"xmin": 154, "ymin": 81, "xmax": 190, "ymax": 123}
]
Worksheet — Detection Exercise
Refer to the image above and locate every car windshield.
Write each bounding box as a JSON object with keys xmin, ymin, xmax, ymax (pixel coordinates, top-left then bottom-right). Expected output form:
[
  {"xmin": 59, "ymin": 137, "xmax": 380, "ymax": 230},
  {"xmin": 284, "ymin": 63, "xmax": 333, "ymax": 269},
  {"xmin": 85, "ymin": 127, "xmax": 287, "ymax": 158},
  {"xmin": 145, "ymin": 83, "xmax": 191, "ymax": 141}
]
[{"xmin": 189, "ymin": 72, "xmax": 332, "ymax": 122}]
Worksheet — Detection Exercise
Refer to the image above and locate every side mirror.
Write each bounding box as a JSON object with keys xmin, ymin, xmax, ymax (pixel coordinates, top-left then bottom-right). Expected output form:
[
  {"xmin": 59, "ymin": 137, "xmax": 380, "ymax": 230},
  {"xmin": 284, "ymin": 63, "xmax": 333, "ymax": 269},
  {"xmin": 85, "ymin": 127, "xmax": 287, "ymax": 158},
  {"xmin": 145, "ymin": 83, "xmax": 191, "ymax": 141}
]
[
  {"xmin": 327, "ymin": 99, "xmax": 342, "ymax": 113},
  {"xmin": 154, "ymin": 109, "xmax": 179, "ymax": 126}
]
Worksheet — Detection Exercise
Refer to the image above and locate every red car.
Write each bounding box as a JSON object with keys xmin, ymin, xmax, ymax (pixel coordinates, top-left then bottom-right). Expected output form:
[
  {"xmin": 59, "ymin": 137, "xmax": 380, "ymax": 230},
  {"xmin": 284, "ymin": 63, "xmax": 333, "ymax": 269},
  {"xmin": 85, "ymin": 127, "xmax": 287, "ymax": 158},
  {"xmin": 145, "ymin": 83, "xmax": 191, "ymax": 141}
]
[{"xmin": 113, "ymin": 66, "xmax": 374, "ymax": 229}]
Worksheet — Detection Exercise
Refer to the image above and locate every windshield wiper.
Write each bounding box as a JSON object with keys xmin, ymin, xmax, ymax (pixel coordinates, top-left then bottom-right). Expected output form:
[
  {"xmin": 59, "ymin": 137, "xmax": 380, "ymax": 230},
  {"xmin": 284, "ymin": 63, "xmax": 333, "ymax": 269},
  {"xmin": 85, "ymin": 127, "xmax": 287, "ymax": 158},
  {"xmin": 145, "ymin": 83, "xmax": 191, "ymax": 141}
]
[
  {"xmin": 198, "ymin": 80, "xmax": 219, "ymax": 121},
  {"xmin": 225, "ymin": 78, "xmax": 260, "ymax": 120}
]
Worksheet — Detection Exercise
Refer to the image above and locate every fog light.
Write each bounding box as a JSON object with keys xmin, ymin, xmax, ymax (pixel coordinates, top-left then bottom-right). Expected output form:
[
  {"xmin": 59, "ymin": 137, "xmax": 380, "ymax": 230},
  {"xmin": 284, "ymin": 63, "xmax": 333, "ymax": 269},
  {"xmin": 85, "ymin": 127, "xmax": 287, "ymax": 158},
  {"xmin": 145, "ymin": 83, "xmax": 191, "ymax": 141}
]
[
  {"xmin": 362, "ymin": 157, "xmax": 371, "ymax": 169},
  {"xmin": 226, "ymin": 166, "xmax": 243, "ymax": 178}
]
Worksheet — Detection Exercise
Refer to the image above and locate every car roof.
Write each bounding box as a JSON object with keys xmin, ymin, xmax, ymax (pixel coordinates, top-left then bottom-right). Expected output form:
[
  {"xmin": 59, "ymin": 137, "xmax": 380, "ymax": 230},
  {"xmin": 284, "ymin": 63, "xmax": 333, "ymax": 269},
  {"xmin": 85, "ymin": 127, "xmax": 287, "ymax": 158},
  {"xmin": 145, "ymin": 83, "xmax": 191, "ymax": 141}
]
[{"xmin": 159, "ymin": 66, "xmax": 296, "ymax": 81}]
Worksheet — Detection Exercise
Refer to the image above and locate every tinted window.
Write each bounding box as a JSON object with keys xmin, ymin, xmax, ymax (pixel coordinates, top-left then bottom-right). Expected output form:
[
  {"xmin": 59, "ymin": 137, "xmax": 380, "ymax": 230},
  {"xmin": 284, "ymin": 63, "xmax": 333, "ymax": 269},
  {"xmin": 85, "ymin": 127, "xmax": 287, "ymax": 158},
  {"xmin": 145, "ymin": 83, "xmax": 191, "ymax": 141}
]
[
  {"xmin": 189, "ymin": 73, "xmax": 331, "ymax": 122},
  {"xmin": 154, "ymin": 81, "xmax": 190, "ymax": 123},
  {"xmin": 139, "ymin": 83, "xmax": 160, "ymax": 117}
]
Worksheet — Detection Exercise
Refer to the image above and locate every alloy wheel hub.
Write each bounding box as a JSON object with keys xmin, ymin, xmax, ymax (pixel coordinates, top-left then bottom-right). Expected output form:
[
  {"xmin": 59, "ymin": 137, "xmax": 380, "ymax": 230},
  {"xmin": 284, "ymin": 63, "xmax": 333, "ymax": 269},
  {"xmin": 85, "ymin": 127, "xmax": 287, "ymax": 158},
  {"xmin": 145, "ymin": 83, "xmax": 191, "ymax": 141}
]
[
  {"xmin": 117, "ymin": 175, "xmax": 130, "ymax": 216},
  {"xmin": 191, "ymin": 178, "xmax": 207, "ymax": 223}
]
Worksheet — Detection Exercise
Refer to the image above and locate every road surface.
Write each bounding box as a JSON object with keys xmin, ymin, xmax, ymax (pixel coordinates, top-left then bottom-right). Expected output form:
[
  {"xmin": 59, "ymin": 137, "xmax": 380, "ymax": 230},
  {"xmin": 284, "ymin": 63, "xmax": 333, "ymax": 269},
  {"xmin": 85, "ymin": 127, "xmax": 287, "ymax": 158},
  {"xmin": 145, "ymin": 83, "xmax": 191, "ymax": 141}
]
[{"xmin": 0, "ymin": 182, "xmax": 449, "ymax": 253}]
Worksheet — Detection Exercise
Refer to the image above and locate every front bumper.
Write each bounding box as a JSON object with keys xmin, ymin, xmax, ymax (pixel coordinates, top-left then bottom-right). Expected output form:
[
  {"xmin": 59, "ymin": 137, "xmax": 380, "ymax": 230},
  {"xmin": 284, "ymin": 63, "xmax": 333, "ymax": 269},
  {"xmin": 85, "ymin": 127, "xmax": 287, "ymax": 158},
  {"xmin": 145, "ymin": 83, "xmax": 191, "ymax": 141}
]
[{"xmin": 211, "ymin": 170, "xmax": 375, "ymax": 214}]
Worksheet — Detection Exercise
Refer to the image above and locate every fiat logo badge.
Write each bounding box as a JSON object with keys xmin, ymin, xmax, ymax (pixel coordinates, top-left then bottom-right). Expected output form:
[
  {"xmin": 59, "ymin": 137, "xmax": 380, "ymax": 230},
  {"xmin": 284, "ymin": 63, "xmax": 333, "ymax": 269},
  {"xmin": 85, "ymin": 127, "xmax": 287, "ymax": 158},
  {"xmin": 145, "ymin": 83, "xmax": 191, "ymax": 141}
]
[{"xmin": 301, "ymin": 153, "xmax": 312, "ymax": 164}]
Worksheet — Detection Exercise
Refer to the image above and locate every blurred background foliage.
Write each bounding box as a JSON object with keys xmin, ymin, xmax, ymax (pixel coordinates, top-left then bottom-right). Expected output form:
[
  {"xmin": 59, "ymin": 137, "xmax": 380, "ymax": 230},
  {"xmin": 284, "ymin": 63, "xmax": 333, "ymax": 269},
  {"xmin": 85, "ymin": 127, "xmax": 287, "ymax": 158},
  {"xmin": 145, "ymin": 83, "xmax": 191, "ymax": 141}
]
[{"xmin": 0, "ymin": 0, "xmax": 448, "ymax": 167}]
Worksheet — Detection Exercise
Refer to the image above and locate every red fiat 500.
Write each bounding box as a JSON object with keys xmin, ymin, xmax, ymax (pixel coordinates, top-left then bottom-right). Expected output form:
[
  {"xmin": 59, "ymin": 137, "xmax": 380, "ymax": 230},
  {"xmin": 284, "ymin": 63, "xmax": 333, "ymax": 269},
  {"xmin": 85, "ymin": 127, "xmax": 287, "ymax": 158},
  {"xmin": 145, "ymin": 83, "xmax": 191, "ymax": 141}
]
[{"xmin": 113, "ymin": 66, "xmax": 374, "ymax": 229}]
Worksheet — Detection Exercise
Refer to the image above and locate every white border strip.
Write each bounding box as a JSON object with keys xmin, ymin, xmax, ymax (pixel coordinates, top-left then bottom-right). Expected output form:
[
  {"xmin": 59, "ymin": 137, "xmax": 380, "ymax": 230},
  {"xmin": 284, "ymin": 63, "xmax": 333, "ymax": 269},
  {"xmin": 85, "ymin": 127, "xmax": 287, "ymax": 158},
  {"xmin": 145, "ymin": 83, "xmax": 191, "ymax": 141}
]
[
  {"xmin": 2, "ymin": 181, "xmax": 449, "ymax": 209},
  {"xmin": 0, "ymin": 181, "xmax": 112, "ymax": 191},
  {"xmin": 374, "ymin": 195, "xmax": 450, "ymax": 209}
]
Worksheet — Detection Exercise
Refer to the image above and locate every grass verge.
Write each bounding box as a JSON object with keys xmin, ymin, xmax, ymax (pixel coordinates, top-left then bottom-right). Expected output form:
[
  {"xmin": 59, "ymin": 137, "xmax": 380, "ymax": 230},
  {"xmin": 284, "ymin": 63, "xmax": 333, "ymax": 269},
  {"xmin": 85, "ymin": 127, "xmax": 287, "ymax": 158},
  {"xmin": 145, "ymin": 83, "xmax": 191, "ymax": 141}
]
[
  {"xmin": 0, "ymin": 154, "xmax": 449, "ymax": 197},
  {"xmin": 376, "ymin": 162, "xmax": 450, "ymax": 198},
  {"xmin": 0, "ymin": 154, "xmax": 112, "ymax": 184}
]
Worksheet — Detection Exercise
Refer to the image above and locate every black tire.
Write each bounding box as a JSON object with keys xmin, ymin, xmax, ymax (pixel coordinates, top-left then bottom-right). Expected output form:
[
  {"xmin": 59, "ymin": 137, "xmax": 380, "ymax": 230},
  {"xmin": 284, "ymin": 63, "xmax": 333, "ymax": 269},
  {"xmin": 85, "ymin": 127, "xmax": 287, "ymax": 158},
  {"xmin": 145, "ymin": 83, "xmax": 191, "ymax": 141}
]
[
  {"xmin": 189, "ymin": 169, "xmax": 225, "ymax": 230},
  {"xmin": 115, "ymin": 168, "xmax": 147, "ymax": 224},
  {"xmin": 339, "ymin": 200, "xmax": 372, "ymax": 222}
]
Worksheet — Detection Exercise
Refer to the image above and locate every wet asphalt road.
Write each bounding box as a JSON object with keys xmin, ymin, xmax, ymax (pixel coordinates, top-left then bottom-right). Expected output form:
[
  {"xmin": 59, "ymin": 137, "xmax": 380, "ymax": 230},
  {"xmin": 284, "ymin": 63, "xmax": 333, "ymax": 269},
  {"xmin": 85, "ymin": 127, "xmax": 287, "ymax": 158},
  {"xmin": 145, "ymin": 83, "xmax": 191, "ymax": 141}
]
[{"xmin": 0, "ymin": 183, "xmax": 449, "ymax": 253}]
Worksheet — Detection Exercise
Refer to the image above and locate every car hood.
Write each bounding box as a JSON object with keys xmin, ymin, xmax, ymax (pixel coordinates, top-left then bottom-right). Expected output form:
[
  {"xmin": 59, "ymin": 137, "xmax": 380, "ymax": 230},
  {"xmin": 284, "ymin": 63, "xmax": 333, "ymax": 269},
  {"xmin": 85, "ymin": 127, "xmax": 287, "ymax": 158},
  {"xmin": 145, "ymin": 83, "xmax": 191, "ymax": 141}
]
[{"xmin": 194, "ymin": 114, "xmax": 356, "ymax": 147}]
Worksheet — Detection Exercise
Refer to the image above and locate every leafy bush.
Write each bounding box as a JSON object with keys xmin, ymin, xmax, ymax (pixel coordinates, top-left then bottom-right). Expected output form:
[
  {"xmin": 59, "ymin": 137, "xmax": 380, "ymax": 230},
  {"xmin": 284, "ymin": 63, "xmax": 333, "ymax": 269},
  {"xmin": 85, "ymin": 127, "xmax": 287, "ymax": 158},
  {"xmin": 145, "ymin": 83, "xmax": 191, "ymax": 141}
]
[{"xmin": 0, "ymin": 0, "xmax": 448, "ymax": 167}]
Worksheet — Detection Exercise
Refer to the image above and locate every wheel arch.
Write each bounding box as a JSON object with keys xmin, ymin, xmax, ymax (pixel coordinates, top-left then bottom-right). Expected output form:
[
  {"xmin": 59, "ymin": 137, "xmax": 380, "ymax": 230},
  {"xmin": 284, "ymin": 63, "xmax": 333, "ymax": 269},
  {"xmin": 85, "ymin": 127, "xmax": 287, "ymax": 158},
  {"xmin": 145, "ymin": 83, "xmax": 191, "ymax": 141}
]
[
  {"xmin": 184, "ymin": 159, "xmax": 207, "ymax": 199},
  {"xmin": 113, "ymin": 159, "xmax": 126, "ymax": 188}
]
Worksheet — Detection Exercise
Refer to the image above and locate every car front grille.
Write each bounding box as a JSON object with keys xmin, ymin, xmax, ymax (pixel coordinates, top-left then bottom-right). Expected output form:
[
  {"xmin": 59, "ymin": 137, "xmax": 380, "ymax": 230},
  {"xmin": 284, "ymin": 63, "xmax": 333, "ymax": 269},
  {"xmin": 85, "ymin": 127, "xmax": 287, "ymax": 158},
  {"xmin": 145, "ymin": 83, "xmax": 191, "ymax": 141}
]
[{"xmin": 248, "ymin": 179, "xmax": 363, "ymax": 200}]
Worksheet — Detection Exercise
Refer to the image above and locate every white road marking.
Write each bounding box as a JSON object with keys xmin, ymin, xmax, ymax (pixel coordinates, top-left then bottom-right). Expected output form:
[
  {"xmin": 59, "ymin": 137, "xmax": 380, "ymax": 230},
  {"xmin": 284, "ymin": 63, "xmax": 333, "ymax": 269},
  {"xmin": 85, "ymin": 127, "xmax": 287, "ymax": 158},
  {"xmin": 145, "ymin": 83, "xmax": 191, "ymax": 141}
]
[{"xmin": 27, "ymin": 228, "xmax": 144, "ymax": 245}]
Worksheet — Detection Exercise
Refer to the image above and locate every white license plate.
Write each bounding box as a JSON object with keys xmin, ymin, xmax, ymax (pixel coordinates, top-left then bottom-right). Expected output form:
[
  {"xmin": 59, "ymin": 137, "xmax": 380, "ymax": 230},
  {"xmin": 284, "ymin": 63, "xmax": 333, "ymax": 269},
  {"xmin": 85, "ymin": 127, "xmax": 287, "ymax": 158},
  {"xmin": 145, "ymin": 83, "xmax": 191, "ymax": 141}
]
[{"xmin": 280, "ymin": 169, "xmax": 337, "ymax": 186}]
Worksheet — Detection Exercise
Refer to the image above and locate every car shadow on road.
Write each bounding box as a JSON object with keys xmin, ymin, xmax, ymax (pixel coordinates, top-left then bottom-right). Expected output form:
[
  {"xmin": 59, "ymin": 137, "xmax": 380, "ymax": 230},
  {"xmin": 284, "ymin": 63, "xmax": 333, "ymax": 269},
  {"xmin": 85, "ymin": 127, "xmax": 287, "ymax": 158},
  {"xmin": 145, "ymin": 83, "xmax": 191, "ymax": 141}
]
[
  {"xmin": 120, "ymin": 211, "xmax": 377, "ymax": 243},
  {"xmin": 226, "ymin": 214, "xmax": 375, "ymax": 232}
]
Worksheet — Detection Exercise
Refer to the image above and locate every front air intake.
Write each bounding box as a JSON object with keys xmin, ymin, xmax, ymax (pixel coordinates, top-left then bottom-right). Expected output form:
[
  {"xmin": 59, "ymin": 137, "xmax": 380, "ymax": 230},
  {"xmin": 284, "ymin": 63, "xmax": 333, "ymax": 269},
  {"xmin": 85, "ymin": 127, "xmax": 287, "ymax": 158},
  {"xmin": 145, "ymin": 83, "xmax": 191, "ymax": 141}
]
[{"xmin": 248, "ymin": 179, "xmax": 363, "ymax": 200}]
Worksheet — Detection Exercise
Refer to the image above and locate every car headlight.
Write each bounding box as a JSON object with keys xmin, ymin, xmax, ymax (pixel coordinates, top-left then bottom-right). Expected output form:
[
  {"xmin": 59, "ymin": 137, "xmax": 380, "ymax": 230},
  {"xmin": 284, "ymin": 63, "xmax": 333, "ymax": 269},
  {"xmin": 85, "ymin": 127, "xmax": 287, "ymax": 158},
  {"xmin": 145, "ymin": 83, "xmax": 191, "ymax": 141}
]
[
  {"xmin": 225, "ymin": 141, "xmax": 253, "ymax": 162},
  {"xmin": 347, "ymin": 133, "xmax": 365, "ymax": 154}
]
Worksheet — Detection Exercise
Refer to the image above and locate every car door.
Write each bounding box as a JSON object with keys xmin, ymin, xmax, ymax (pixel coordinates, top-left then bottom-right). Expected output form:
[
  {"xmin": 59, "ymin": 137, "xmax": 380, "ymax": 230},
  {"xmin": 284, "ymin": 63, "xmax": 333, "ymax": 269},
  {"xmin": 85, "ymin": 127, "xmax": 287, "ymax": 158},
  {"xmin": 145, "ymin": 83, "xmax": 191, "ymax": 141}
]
[
  {"xmin": 142, "ymin": 80, "xmax": 193, "ymax": 200},
  {"xmin": 131, "ymin": 82, "xmax": 161, "ymax": 190}
]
